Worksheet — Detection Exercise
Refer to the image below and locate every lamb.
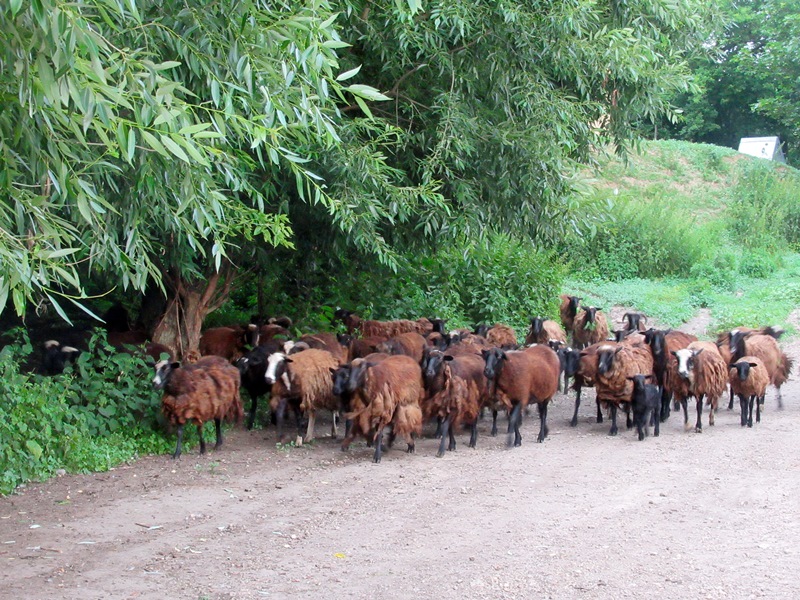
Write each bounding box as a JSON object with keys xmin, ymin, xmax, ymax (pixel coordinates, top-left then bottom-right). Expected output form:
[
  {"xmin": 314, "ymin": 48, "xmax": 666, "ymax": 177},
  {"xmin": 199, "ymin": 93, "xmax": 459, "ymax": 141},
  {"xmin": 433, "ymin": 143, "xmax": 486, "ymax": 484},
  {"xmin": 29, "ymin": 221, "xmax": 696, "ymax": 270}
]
[
  {"xmin": 572, "ymin": 306, "xmax": 609, "ymax": 349},
  {"xmin": 559, "ymin": 295, "xmax": 582, "ymax": 333},
  {"xmin": 594, "ymin": 342, "xmax": 654, "ymax": 436},
  {"xmin": 422, "ymin": 350, "xmax": 487, "ymax": 457},
  {"xmin": 485, "ymin": 324, "xmax": 518, "ymax": 349},
  {"xmin": 264, "ymin": 349, "xmax": 341, "ymax": 444},
  {"xmin": 717, "ymin": 326, "xmax": 783, "ymax": 408},
  {"xmin": 524, "ymin": 317, "xmax": 567, "ymax": 346},
  {"xmin": 644, "ymin": 328, "xmax": 697, "ymax": 422},
  {"xmin": 729, "ymin": 330, "xmax": 793, "ymax": 409},
  {"xmin": 482, "ymin": 344, "xmax": 560, "ymax": 446},
  {"xmin": 628, "ymin": 374, "xmax": 661, "ymax": 441},
  {"xmin": 199, "ymin": 325, "xmax": 259, "ymax": 361},
  {"xmin": 153, "ymin": 356, "xmax": 243, "ymax": 458},
  {"xmin": 729, "ymin": 357, "xmax": 769, "ymax": 427},
  {"xmin": 668, "ymin": 342, "xmax": 728, "ymax": 432},
  {"xmin": 344, "ymin": 355, "xmax": 425, "ymax": 463},
  {"xmin": 376, "ymin": 332, "xmax": 428, "ymax": 364}
]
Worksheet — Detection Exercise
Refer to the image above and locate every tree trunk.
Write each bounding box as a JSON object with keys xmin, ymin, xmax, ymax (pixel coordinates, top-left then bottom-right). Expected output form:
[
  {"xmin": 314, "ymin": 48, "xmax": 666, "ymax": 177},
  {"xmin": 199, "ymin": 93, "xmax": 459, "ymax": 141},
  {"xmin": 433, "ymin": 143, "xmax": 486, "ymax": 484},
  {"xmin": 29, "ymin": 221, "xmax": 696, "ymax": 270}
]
[{"xmin": 151, "ymin": 262, "xmax": 236, "ymax": 361}]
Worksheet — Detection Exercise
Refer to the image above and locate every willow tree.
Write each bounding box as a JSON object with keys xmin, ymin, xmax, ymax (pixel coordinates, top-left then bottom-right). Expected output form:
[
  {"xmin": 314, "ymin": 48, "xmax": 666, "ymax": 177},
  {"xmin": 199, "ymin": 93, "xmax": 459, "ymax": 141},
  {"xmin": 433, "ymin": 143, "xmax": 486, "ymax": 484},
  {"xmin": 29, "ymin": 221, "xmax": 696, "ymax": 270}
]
[{"xmin": 0, "ymin": 0, "xmax": 443, "ymax": 356}]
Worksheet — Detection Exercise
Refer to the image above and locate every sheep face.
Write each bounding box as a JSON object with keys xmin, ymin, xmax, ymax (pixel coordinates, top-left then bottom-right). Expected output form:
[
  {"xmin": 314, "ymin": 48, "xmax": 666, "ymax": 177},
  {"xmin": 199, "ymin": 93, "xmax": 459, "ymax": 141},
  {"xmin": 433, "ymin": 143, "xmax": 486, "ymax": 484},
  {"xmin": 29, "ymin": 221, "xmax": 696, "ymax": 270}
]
[
  {"xmin": 566, "ymin": 296, "xmax": 581, "ymax": 315},
  {"xmin": 583, "ymin": 306, "xmax": 600, "ymax": 324},
  {"xmin": 422, "ymin": 350, "xmax": 453, "ymax": 385},
  {"xmin": 152, "ymin": 360, "xmax": 179, "ymax": 389},
  {"xmin": 265, "ymin": 352, "xmax": 290, "ymax": 388},
  {"xmin": 428, "ymin": 318, "xmax": 447, "ymax": 334},
  {"xmin": 530, "ymin": 317, "xmax": 545, "ymax": 338},
  {"xmin": 474, "ymin": 324, "xmax": 490, "ymax": 337},
  {"xmin": 673, "ymin": 348, "xmax": 702, "ymax": 381},
  {"xmin": 244, "ymin": 323, "xmax": 260, "ymax": 348},
  {"xmin": 596, "ymin": 345, "xmax": 621, "ymax": 375},
  {"xmin": 331, "ymin": 364, "xmax": 352, "ymax": 397},
  {"xmin": 731, "ymin": 361, "xmax": 758, "ymax": 381},
  {"xmin": 559, "ymin": 347, "xmax": 581, "ymax": 377},
  {"xmin": 729, "ymin": 329, "xmax": 746, "ymax": 354},
  {"xmin": 481, "ymin": 348, "xmax": 506, "ymax": 380}
]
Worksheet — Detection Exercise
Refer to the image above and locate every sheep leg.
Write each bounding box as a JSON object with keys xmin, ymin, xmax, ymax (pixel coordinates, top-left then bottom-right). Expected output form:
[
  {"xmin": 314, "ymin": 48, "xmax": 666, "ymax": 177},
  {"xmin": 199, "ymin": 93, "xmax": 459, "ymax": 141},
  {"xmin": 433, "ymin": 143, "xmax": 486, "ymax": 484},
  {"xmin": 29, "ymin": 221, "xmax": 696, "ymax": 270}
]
[
  {"xmin": 757, "ymin": 395, "xmax": 764, "ymax": 423},
  {"xmin": 468, "ymin": 420, "xmax": 478, "ymax": 448},
  {"xmin": 304, "ymin": 410, "xmax": 316, "ymax": 443},
  {"xmin": 695, "ymin": 395, "xmax": 703, "ymax": 433},
  {"xmin": 214, "ymin": 418, "xmax": 223, "ymax": 450},
  {"xmin": 777, "ymin": 386, "xmax": 784, "ymax": 410},
  {"xmin": 727, "ymin": 386, "xmax": 734, "ymax": 410},
  {"xmin": 406, "ymin": 432, "xmax": 416, "ymax": 454},
  {"xmin": 636, "ymin": 414, "xmax": 646, "ymax": 441},
  {"xmin": 247, "ymin": 394, "xmax": 258, "ymax": 430},
  {"xmin": 373, "ymin": 426, "xmax": 385, "ymax": 463},
  {"xmin": 596, "ymin": 398, "xmax": 603, "ymax": 424},
  {"xmin": 748, "ymin": 395, "xmax": 755, "ymax": 427},
  {"xmin": 275, "ymin": 398, "xmax": 288, "ymax": 442},
  {"xmin": 681, "ymin": 398, "xmax": 689, "ymax": 428},
  {"xmin": 507, "ymin": 403, "xmax": 523, "ymax": 448},
  {"xmin": 653, "ymin": 407, "xmax": 659, "ymax": 437},
  {"xmin": 625, "ymin": 404, "xmax": 633, "ymax": 429},
  {"xmin": 331, "ymin": 411, "xmax": 339, "ymax": 439},
  {"xmin": 437, "ymin": 416, "xmax": 451, "ymax": 458},
  {"xmin": 659, "ymin": 388, "xmax": 671, "ymax": 423},
  {"xmin": 608, "ymin": 404, "xmax": 618, "ymax": 436},
  {"xmin": 570, "ymin": 385, "xmax": 581, "ymax": 427},
  {"xmin": 434, "ymin": 416, "xmax": 443, "ymax": 439},
  {"xmin": 172, "ymin": 425, "xmax": 184, "ymax": 459},
  {"xmin": 197, "ymin": 424, "xmax": 207, "ymax": 454},
  {"xmin": 536, "ymin": 402, "xmax": 549, "ymax": 443},
  {"xmin": 491, "ymin": 409, "xmax": 499, "ymax": 436},
  {"xmin": 739, "ymin": 395, "xmax": 748, "ymax": 427}
]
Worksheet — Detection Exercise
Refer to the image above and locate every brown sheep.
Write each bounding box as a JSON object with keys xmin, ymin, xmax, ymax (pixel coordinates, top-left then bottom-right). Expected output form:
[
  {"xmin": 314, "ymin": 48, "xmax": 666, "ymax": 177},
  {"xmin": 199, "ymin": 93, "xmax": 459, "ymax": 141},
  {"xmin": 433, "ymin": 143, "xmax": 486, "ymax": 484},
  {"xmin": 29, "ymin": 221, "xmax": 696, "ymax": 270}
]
[
  {"xmin": 485, "ymin": 324, "xmax": 518, "ymax": 349},
  {"xmin": 525, "ymin": 317, "xmax": 567, "ymax": 346},
  {"xmin": 559, "ymin": 295, "xmax": 582, "ymax": 334},
  {"xmin": 716, "ymin": 326, "xmax": 782, "ymax": 408},
  {"xmin": 258, "ymin": 323, "xmax": 292, "ymax": 342},
  {"xmin": 668, "ymin": 342, "xmax": 728, "ymax": 432},
  {"xmin": 376, "ymin": 332, "xmax": 428, "ymax": 364},
  {"xmin": 729, "ymin": 357, "xmax": 770, "ymax": 427},
  {"xmin": 199, "ymin": 325, "xmax": 259, "ymax": 361},
  {"xmin": 730, "ymin": 331, "xmax": 793, "ymax": 409},
  {"xmin": 422, "ymin": 350, "xmax": 488, "ymax": 456},
  {"xmin": 572, "ymin": 306, "xmax": 609, "ymax": 349},
  {"xmin": 264, "ymin": 349, "xmax": 341, "ymax": 443},
  {"xmin": 153, "ymin": 356, "xmax": 243, "ymax": 458},
  {"xmin": 346, "ymin": 335, "xmax": 389, "ymax": 361},
  {"xmin": 482, "ymin": 344, "xmax": 560, "ymax": 446},
  {"xmin": 297, "ymin": 332, "xmax": 348, "ymax": 364},
  {"xmin": 570, "ymin": 342, "xmax": 607, "ymax": 427},
  {"xmin": 345, "ymin": 355, "xmax": 425, "ymax": 463},
  {"xmin": 595, "ymin": 342, "xmax": 654, "ymax": 436}
]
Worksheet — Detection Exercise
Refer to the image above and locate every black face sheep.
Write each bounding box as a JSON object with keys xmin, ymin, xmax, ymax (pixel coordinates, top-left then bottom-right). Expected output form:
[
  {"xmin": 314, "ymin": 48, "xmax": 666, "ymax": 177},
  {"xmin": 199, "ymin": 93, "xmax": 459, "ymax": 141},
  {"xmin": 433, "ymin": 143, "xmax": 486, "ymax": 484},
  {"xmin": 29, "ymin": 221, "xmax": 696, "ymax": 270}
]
[
  {"xmin": 235, "ymin": 339, "xmax": 284, "ymax": 430},
  {"xmin": 199, "ymin": 325, "xmax": 259, "ymax": 361},
  {"xmin": 344, "ymin": 355, "xmax": 425, "ymax": 463},
  {"xmin": 422, "ymin": 350, "xmax": 487, "ymax": 457},
  {"xmin": 729, "ymin": 357, "xmax": 770, "ymax": 427},
  {"xmin": 668, "ymin": 342, "xmax": 728, "ymax": 432},
  {"xmin": 716, "ymin": 326, "xmax": 781, "ymax": 409},
  {"xmin": 621, "ymin": 312, "xmax": 648, "ymax": 333},
  {"xmin": 627, "ymin": 374, "xmax": 661, "ymax": 441},
  {"xmin": 572, "ymin": 306, "xmax": 609, "ymax": 350},
  {"xmin": 525, "ymin": 317, "xmax": 567, "ymax": 346},
  {"xmin": 264, "ymin": 349, "xmax": 341, "ymax": 444},
  {"xmin": 559, "ymin": 294, "xmax": 582, "ymax": 334},
  {"xmin": 152, "ymin": 356, "xmax": 243, "ymax": 459},
  {"xmin": 482, "ymin": 345, "xmax": 560, "ymax": 446},
  {"xmin": 594, "ymin": 343, "xmax": 654, "ymax": 436},
  {"xmin": 41, "ymin": 340, "xmax": 82, "ymax": 375},
  {"xmin": 729, "ymin": 330, "xmax": 793, "ymax": 409},
  {"xmin": 644, "ymin": 328, "xmax": 697, "ymax": 422},
  {"xmin": 569, "ymin": 342, "xmax": 607, "ymax": 427}
]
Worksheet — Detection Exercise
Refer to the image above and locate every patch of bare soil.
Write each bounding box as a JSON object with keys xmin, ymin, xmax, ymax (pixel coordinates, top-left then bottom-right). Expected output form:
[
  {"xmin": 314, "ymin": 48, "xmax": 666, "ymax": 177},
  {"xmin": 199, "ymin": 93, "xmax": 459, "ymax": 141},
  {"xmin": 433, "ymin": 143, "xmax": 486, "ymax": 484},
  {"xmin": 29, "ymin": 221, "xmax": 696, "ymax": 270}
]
[{"xmin": 3, "ymin": 334, "xmax": 800, "ymax": 599}]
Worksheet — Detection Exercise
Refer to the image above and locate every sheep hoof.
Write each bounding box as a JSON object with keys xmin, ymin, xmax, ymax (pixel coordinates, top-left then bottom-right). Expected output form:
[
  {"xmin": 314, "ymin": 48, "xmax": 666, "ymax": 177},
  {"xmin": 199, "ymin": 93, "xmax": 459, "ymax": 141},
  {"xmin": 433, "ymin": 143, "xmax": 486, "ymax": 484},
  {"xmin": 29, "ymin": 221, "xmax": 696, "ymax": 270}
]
[
  {"xmin": 436, "ymin": 449, "xmax": 445, "ymax": 458},
  {"xmin": 608, "ymin": 429, "xmax": 617, "ymax": 437},
  {"xmin": 407, "ymin": 444, "xmax": 415, "ymax": 454},
  {"xmin": 695, "ymin": 427, "xmax": 702, "ymax": 433}
]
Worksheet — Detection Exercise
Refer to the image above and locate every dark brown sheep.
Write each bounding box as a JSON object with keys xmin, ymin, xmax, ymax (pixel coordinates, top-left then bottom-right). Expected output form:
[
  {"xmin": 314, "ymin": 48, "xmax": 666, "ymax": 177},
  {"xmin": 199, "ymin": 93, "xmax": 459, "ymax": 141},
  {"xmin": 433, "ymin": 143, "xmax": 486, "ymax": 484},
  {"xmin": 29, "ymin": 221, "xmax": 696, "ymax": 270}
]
[
  {"xmin": 153, "ymin": 356, "xmax": 243, "ymax": 458},
  {"xmin": 482, "ymin": 345, "xmax": 560, "ymax": 446},
  {"xmin": 422, "ymin": 350, "xmax": 488, "ymax": 456},
  {"xmin": 559, "ymin": 295, "xmax": 582, "ymax": 334},
  {"xmin": 730, "ymin": 331, "xmax": 793, "ymax": 409},
  {"xmin": 199, "ymin": 325, "xmax": 259, "ymax": 361},
  {"xmin": 729, "ymin": 356, "xmax": 770, "ymax": 427},
  {"xmin": 524, "ymin": 317, "xmax": 567, "ymax": 346},
  {"xmin": 595, "ymin": 342, "xmax": 654, "ymax": 436},
  {"xmin": 345, "ymin": 355, "xmax": 425, "ymax": 463},
  {"xmin": 572, "ymin": 306, "xmax": 609, "ymax": 349},
  {"xmin": 376, "ymin": 332, "xmax": 428, "ymax": 364},
  {"xmin": 668, "ymin": 342, "xmax": 728, "ymax": 432},
  {"xmin": 297, "ymin": 332, "xmax": 348, "ymax": 364}
]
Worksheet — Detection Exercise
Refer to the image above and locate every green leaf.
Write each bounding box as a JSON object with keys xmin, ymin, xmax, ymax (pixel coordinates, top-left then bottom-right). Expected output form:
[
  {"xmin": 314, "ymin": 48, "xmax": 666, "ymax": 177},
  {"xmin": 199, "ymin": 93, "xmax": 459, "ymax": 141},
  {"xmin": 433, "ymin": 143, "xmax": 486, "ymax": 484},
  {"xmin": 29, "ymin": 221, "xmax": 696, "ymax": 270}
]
[
  {"xmin": 25, "ymin": 440, "xmax": 43, "ymax": 461},
  {"xmin": 336, "ymin": 66, "xmax": 361, "ymax": 81},
  {"xmin": 9, "ymin": 0, "xmax": 23, "ymax": 18},
  {"xmin": 161, "ymin": 135, "xmax": 191, "ymax": 163},
  {"xmin": 346, "ymin": 84, "xmax": 391, "ymax": 102},
  {"xmin": 127, "ymin": 128, "xmax": 136, "ymax": 162},
  {"xmin": 141, "ymin": 130, "xmax": 168, "ymax": 157}
]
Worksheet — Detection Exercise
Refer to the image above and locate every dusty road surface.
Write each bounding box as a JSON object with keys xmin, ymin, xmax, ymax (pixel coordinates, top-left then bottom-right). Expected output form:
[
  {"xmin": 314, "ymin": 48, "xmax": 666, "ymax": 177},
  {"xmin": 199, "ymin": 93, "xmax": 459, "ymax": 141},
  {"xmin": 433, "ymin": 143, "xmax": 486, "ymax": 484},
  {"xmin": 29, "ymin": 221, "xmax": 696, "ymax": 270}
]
[{"xmin": 2, "ymin": 335, "xmax": 800, "ymax": 600}]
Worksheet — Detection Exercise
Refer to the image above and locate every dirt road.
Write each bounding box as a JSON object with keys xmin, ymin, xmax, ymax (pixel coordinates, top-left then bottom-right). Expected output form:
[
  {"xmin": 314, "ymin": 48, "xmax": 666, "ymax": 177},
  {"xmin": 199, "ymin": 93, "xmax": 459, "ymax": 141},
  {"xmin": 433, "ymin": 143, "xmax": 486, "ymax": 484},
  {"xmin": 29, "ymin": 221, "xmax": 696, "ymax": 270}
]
[{"xmin": 2, "ymin": 335, "xmax": 799, "ymax": 600}]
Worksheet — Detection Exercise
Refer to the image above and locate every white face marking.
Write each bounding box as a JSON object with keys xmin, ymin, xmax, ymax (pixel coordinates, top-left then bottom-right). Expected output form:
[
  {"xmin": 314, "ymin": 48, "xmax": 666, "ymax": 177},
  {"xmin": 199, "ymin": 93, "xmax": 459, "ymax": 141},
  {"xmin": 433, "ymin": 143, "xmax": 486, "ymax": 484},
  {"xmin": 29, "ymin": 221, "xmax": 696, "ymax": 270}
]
[
  {"xmin": 675, "ymin": 349, "xmax": 694, "ymax": 379},
  {"xmin": 152, "ymin": 360, "xmax": 168, "ymax": 387},
  {"xmin": 283, "ymin": 340, "xmax": 296, "ymax": 354},
  {"xmin": 265, "ymin": 352, "xmax": 287, "ymax": 385}
]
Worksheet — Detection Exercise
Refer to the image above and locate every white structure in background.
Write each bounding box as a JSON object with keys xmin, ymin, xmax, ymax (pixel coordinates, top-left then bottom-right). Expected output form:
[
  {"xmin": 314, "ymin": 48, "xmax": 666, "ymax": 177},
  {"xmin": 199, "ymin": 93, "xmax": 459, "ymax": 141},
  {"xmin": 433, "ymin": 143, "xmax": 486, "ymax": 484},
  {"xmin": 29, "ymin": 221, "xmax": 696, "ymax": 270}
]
[{"xmin": 738, "ymin": 136, "xmax": 786, "ymax": 163}]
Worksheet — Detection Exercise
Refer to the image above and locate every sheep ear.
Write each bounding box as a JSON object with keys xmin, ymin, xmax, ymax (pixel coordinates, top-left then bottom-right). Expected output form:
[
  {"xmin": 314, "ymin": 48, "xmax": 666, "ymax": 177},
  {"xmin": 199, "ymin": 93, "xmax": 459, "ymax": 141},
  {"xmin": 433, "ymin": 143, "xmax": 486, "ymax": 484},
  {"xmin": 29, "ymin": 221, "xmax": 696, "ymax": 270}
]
[
  {"xmin": 614, "ymin": 347, "xmax": 623, "ymax": 355},
  {"xmin": 443, "ymin": 355, "xmax": 454, "ymax": 362},
  {"xmin": 644, "ymin": 374, "xmax": 654, "ymax": 380},
  {"xmin": 626, "ymin": 376, "xmax": 635, "ymax": 381},
  {"xmin": 728, "ymin": 363, "xmax": 736, "ymax": 369},
  {"xmin": 749, "ymin": 362, "xmax": 759, "ymax": 368},
  {"xmin": 670, "ymin": 351, "xmax": 678, "ymax": 357},
  {"xmin": 284, "ymin": 357, "xmax": 293, "ymax": 363},
  {"xmin": 170, "ymin": 361, "xmax": 181, "ymax": 369},
  {"xmin": 693, "ymin": 348, "xmax": 703, "ymax": 356},
  {"xmin": 329, "ymin": 367, "xmax": 338, "ymax": 374}
]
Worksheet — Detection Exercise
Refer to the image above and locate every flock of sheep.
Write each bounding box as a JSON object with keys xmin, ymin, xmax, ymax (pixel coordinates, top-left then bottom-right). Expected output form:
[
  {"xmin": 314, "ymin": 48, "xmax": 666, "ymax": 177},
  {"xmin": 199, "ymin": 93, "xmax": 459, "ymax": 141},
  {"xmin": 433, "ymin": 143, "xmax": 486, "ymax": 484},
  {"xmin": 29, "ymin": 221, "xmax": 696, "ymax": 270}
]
[{"xmin": 146, "ymin": 295, "xmax": 794, "ymax": 462}]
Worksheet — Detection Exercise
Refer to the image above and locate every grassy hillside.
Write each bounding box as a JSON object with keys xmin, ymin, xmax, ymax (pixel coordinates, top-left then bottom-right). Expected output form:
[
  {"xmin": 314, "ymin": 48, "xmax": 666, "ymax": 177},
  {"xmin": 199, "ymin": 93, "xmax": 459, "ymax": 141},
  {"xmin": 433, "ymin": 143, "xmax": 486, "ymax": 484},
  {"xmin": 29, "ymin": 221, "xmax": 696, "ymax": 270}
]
[{"xmin": 563, "ymin": 140, "xmax": 800, "ymax": 335}]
